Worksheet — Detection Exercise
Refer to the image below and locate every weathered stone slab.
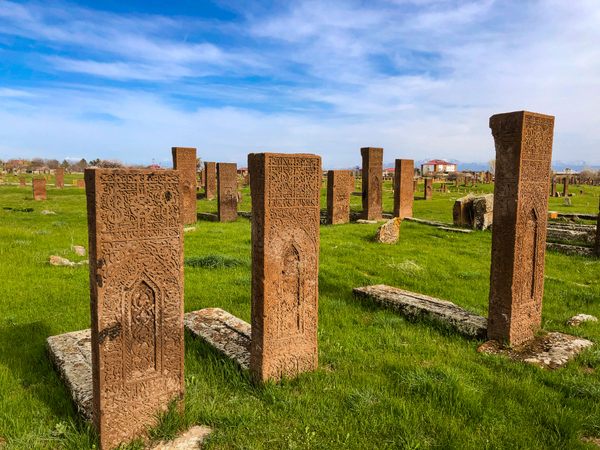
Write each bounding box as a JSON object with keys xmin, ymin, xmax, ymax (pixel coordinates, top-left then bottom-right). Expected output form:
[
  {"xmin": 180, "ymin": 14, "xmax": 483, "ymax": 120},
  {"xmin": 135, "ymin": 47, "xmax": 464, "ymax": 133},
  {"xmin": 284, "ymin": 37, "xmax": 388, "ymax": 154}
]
[
  {"xmin": 554, "ymin": 212, "xmax": 598, "ymax": 220},
  {"xmin": 567, "ymin": 314, "xmax": 598, "ymax": 327},
  {"xmin": 404, "ymin": 217, "xmax": 473, "ymax": 233},
  {"xmin": 361, "ymin": 147, "xmax": 383, "ymax": 220},
  {"xmin": 546, "ymin": 242, "xmax": 594, "ymax": 256},
  {"xmin": 217, "ymin": 162, "xmax": 238, "ymax": 222},
  {"xmin": 150, "ymin": 426, "xmax": 212, "ymax": 450},
  {"xmin": 477, "ymin": 332, "xmax": 593, "ymax": 369},
  {"xmin": 353, "ymin": 285, "xmax": 487, "ymax": 338},
  {"xmin": 453, "ymin": 194, "xmax": 474, "ymax": 227},
  {"xmin": 46, "ymin": 329, "xmax": 93, "ymax": 420},
  {"xmin": 84, "ymin": 169, "xmax": 184, "ymax": 449},
  {"xmin": 172, "ymin": 147, "xmax": 197, "ymax": 224},
  {"xmin": 326, "ymin": 170, "xmax": 353, "ymax": 225},
  {"xmin": 33, "ymin": 178, "xmax": 46, "ymax": 200},
  {"xmin": 393, "ymin": 159, "xmax": 414, "ymax": 219},
  {"xmin": 248, "ymin": 153, "xmax": 320, "ymax": 382},
  {"xmin": 375, "ymin": 218, "xmax": 401, "ymax": 244},
  {"xmin": 547, "ymin": 226, "xmax": 596, "ymax": 245},
  {"xmin": 488, "ymin": 111, "xmax": 554, "ymax": 346},
  {"xmin": 472, "ymin": 194, "xmax": 494, "ymax": 230},
  {"xmin": 184, "ymin": 308, "xmax": 251, "ymax": 369},
  {"xmin": 423, "ymin": 178, "xmax": 433, "ymax": 200},
  {"xmin": 55, "ymin": 168, "xmax": 65, "ymax": 189},
  {"xmin": 204, "ymin": 162, "xmax": 217, "ymax": 200}
]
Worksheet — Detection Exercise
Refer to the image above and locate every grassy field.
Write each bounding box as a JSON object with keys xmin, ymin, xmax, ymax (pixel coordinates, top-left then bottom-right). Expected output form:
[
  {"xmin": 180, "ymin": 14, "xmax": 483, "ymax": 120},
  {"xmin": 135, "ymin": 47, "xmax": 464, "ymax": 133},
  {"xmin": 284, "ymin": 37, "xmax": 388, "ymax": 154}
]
[{"xmin": 0, "ymin": 178, "xmax": 599, "ymax": 449}]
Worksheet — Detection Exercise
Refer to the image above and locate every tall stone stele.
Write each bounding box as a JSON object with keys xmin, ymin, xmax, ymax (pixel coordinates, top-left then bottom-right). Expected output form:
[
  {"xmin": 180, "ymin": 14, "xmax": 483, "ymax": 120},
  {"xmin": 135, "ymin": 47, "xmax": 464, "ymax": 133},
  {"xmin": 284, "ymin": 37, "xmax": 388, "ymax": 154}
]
[
  {"xmin": 424, "ymin": 178, "xmax": 433, "ymax": 200},
  {"xmin": 33, "ymin": 178, "xmax": 46, "ymax": 200},
  {"xmin": 217, "ymin": 162, "xmax": 238, "ymax": 222},
  {"xmin": 361, "ymin": 147, "xmax": 383, "ymax": 220},
  {"xmin": 326, "ymin": 170, "xmax": 354, "ymax": 225},
  {"xmin": 563, "ymin": 176, "xmax": 569, "ymax": 197},
  {"xmin": 595, "ymin": 198, "xmax": 600, "ymax": 257},
  {"xmin": 204, "ymin": 161, "xmax": 217, "ymax": 200},
  {"xmin": 487, "ymin": 111, "xmax": 554, "ymax": 346},
  {"xmin": 550, "ymin": 177, "xmax": 557, "ymax": 197},
  {"xmin": 172, "ymin": 147, "xmax": 197, "ymax": 224},
  {"xmin": 85, "ymin": 169, "xmax": 185, "ymax": 450},
  {"xmin": 393, "ymin": 159, "xmax": 414, "ymax": 219},
  {"xmin": 248, "ymin": 153, "xmax": 321, "ymax": 382},
  {"xmin": 55, "ymin": 168, "xmax": 65, "ymax": 189}
]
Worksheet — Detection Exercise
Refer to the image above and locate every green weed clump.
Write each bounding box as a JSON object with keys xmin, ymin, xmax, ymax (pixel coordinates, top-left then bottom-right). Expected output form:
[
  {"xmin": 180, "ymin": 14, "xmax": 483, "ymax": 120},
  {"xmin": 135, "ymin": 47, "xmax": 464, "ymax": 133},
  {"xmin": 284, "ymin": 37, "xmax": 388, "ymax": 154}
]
[{"xmin": 185, "ymin": 255, "xmax": 245, "ymax": 269}]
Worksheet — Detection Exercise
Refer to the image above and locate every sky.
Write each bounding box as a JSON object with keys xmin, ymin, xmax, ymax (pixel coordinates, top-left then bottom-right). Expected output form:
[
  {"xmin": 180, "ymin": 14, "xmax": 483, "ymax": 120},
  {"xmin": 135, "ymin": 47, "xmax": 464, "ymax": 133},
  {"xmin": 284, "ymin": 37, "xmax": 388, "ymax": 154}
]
[{"xmin": 0, "ymin": 0, "xmax": 599, "ymax": 168}]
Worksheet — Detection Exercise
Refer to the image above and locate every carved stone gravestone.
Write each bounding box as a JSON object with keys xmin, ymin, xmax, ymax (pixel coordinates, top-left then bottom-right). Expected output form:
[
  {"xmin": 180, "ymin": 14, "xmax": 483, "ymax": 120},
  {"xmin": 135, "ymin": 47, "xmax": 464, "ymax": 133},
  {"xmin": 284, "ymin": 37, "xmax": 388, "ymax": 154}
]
[
  {"xmin": 217, "ymin": 162, "xmax": 238, "ymax": 222},
  {"xmin": 595, "ymin": 198, "xmax": 600, "ymax": 257},
  {"xmin": 361, "ymin": 147, "xmax": 383, "ymax": 220},
  {"xmin": 77, "ymin": 179, "xmax": 85, "ymax": 188},
  {"xmin": 424, "ymin": 178, "xmax": 433, "ymax": 200},
  {"xmin": 563, "ymin": 176, "xmax": 569, "ymax": 197},
  {"xmin": 33, "ymin": 178, "xmax": 46, "ymax": 200},
  {"xmin": 393, "ymin": 159, "xmax": 414, "ymax": 219},
  {"xmin": 172, "ymin": 147, "xmax": 197, "ymax": 224},
  {"xmin": 19, "ymin": 177, "xmax": 25, "ymax": 187},
  {"xmin": 84, "ymin": 169, "xmax": 185, "ymax": 449},
  {"xmin": 326, "ymin": 170, "xmax": 353, "ymax": 225},
  {"xmin": 550, "ymin": 178, "xmax": 557, "ymax": 197},
  {"xmin": 248, "ymin": 153, "xmax": 320, "ymax": 382},
  {"xmin": 487, "ymin": 111, "xmax": 554, "ymax": 345},
  {"xmin": 55, "ymin": 168, "xmax": 65, "ymax": 189},
  {"xmin": 204, "ymin": 162, "xmax": 217, "ymax": 200}
]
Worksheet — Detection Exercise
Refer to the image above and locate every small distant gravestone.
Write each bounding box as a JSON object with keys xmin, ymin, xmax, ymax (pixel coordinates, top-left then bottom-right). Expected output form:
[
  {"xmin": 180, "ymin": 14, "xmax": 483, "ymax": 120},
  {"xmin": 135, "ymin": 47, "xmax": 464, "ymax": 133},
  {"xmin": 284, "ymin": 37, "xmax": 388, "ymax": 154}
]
[
  {"xmin": 33, "ymin": 178, "xmax": 46, "ymax": 200},
  {"xmin": 326, "ymin": 170, "xmax": 354, "ymax": 224},
  {"xmin": 563, "ymin": 176, "xmax": 569, "ymax": 197},
  {"xmin": 204, "ymin": 161, "xmax": 217, "ymax": 200},
  {"xmin": 55, "ymin": 168, "xmax": 65, "ymax": 189},
  {"xmin": 550, "ymin": 178, "xmax": 557, "ymax": 197},
  {"xmin": 248, "ymin": 153, "xmax": 320, "ymax": 382},
  {"xmin": 393, "ymin": 159, "xmax": 414, "ymax": 219},
  {"xmin": 488, "ymin": 110, "xmax": 554, "ymax": 346},
  {"xmin": 424, "ymin": 178, "xmax": 433, "ymax": 200},
  {"xmin": 172, "ymin": 147, "xmax": 197, "ymax": 224},
  {"xmin": 19, "ymin": 176, "xmax": 26, "ymax": 187},
  {"xmin": 85, "ymin": 168, "xmax": 185, "ymax": 449},
  {"xmin": 361, "ymin": 147, "xmax": 383, "ymax": 220},
  {"xmin": 217, "ymin": 162, "xmax": 238, "ymax": 222},
  {"xmin": 76, "ymin": 179, "xmax": 85, "ymax": 188}
]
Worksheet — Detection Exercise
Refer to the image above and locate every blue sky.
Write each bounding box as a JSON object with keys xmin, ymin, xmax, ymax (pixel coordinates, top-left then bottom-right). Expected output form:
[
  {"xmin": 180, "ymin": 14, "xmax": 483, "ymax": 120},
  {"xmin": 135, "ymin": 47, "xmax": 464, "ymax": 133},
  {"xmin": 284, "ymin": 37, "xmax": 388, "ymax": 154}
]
[{"xmin": 0, "ymin": 0, "xmax": 599, "ymax": 168}]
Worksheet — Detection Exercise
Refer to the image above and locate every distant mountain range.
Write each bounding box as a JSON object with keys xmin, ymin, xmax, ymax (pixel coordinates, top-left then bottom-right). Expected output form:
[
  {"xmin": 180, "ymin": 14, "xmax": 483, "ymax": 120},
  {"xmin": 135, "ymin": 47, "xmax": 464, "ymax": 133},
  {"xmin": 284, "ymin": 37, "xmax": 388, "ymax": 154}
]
[{"xmin": 377, "ymin": 159, "xmax": 599, "ymax": 172}]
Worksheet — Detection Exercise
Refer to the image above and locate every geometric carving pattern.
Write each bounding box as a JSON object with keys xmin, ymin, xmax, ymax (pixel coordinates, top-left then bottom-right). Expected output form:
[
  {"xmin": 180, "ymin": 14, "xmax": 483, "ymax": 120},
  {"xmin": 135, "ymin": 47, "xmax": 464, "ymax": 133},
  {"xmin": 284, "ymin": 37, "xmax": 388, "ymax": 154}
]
[
  {"xmin": 217, "ymin": 163, "xmax": 238, "ymax": 222},
  {"xmin": 172, "ymin": 147, "xmax": 197, "ymax": 224},
  {"xmin": 204, "ymin": 162, "xmax": 217, "ymax": 200},
  {"xmin": 248, "ymin": 153, "xmax": 320, "ymax": 382},
  {"xmin": 326, "ymin": 170, "xmax": 353, "ymax": 225},
  {"xmin": 393, "ymin": 159, "xmax": 414, "ymax": 218},
  {"xmin": 487, "ymin": 111, "xmax": 555, "ymax": 346},
  {"xmin": 361, "ymin": 147, "xmax": 383, "ymax": 220},
  {"xmin": 84, "ymin": 169, "xmax": 184, "ymax": 449}
]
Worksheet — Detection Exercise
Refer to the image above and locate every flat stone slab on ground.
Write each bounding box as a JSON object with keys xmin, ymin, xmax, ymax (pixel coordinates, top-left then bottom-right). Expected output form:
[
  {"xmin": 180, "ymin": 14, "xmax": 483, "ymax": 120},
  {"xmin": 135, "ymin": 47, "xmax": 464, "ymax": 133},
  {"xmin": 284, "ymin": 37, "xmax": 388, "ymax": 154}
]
[
  {"xmin": 196, "ymin": 212, "xmax": 218, "ymax": 222},
  {"xmin": 150, "ymin": 425, "xmax": 212, "ymax": 450},
  {"xmin": 353, "ymin": 284, "xmax": 487, "ymax": 338},
  {"xmin": 184, "ymin": 308, "xmax": 251, "ymax": 369},
  {"xmin": 46, "ymin": 329, "xmax": 93, "ymax": 420},
  {"xmin": 546, "ymin": 242, "xmax": 594, "ymax": 256},
  {"xmin": 477, "ymin": 332, "xmax": 593, "ymax": 369}
]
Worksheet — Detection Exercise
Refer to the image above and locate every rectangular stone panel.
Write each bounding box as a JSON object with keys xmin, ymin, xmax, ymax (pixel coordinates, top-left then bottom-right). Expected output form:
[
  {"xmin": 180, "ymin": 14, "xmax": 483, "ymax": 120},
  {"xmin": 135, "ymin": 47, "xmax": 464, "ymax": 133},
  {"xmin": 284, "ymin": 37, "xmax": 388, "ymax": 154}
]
[
  {"xmin": 424, "ymin": 178, "xmax": 433, "ymax": 200},
  {"xmin": 563, "ymin": 177, "xmax": 569, "ymax": 197},
  {"xmin": 248, "ymin": 153, "xmax": 321, "ymax": 382},
  {"xmin": 488, "ymin": 111, "xmax": 554, "ymax": 346},
  {"xmin": 217, "ymin": 163, "xmax": 238, "ymax": 222},
  {"xmin": 326, "ymin": 170, "xmax": 354, "ymax": 225},
  {"xmin": 393, "ymin": 159, "xmax": 414, "ymax": 219},
  {"xmin": 84, "ymin": 169, "xmax": 185, "ymax": 450},
  {"xmin": 204, "ymin": 162, "xmax": 217, "ymax": 200},
  {"xmin": 55, "ymin": 168, "xmax": 65, "ymax": 188},
  {"xmin": 172, "ymin": 147, "xmax": 197, "ymax": 224},
  {"xmin": 361, "ymin": 147, "xmax": 383, "ymax": 220},
  {"xmin": 33, "ymin": 178, "xmax": 46, "ymax": 200}
]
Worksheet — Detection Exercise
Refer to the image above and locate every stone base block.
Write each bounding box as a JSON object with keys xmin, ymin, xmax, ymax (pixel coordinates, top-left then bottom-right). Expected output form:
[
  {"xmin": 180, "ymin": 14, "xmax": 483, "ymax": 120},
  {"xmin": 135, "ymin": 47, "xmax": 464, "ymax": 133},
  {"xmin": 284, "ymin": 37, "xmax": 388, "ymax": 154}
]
[
  {"xmin": 477, "ymin": 332, "xmax": 593, "ymax": 369},
  {"xmin": 353, "ymin": 285, "xmax": 487, "ymax": 338},
  {"xmin": 151, "ymin": 425, "xmax": 212, "ymax": 450},
  {"xmin": 184, "ymin": 308, "xmax": 251, "ymax": 369},
  {"xmin": 46, "ymin": 329, "xmax": 93, "ymax": 420},
  {"xmin": 546, "ymin": 242, "xmax": 594, "ymax": 256}
]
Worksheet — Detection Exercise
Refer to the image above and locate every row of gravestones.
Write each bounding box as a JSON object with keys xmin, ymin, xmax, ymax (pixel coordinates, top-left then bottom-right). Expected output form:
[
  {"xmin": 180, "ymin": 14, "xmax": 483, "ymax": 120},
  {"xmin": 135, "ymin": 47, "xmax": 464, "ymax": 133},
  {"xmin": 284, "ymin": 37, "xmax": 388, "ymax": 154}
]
[{"xmin": 45, "ymin": 111, "xmax": 598, "ymax": 449}]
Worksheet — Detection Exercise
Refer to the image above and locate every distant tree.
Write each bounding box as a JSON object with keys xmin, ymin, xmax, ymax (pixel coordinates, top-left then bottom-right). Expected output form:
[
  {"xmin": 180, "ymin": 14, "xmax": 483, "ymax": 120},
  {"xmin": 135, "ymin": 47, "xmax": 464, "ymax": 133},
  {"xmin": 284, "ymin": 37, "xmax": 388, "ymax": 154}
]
[
  {"xmin": 60, "ymin": 159, "xmax": 70, "ymax": 169},
  {"xmin": 97, "ymin": 159, "xmax": 123, "ymax": 168},
  {"xmin": 196, "ymin": 157, "xmax": 203, "ymax": 171},
  {"xmin": 89, "ymin": 158, "xmax": 101, "ymax": 167},
  {"xmin": 71, "ymin": 158, "xmax": 88, "ymax": 172},
  {"xmin": 47, "ymin": 159, "xmax": 60, "ymax": 169}
]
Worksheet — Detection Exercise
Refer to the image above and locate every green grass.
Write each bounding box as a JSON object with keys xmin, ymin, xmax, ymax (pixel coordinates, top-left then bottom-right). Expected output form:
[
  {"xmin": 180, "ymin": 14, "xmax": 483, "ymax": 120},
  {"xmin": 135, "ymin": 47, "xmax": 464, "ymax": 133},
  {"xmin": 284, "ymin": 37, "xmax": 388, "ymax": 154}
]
[{"xmin": 0, "ymin": 181, "xmax": 599, "ymax": 449}]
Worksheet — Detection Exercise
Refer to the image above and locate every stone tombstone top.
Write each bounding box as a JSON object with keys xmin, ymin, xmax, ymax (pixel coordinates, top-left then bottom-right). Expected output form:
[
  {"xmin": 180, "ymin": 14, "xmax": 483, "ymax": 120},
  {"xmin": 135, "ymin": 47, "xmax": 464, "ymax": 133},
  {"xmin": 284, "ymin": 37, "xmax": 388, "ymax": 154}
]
[
  {"xmin": 84, "ymin": 169, "xmax": 185, "ymax": 450},
  {"xmin": 204, "ymin": 162, "xmax": 217, "ymax": 200},
  {"xmin": 488, "ymin": 111, "xmax": 554, "ymax": 346},
  {"xmin": 217, "ymin": 162, "xmax": 238, "ymax": 222},
  {"xmin": 55, "ymin": 168, "xmax": 65, "ymax": 189},
  {"xmin": 424, "ymin": 178, "xmax": 433, "ymax": 200},
  {"xmin": 393, "ymin": 159, "xmax": 414, "ymax": 219},
  {"xmin": 326, "ymin": 170, "xmax": 354, "ymax": 225},
  {"xmin": 172, "ymin": 147, "xmax": 197, "ymax": 225},
  {"xmin": 33, "ymin": 178, "xmax": 46, "ymax": 200},
  {"xmin": 361, "ymin": 147, "xmax": 383, "ymax": 220},
  {"xmin": 248, "ymin": 153, "xmax": 321, "ymax": 382}
]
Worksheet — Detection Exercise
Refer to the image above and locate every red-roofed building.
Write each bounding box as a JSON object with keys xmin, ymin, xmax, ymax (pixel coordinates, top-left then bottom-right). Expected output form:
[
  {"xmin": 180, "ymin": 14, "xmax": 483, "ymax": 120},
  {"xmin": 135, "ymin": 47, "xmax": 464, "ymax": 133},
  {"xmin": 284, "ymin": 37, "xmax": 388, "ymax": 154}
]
[{"xmin": 421, "ymin": 159, "xmax": 457, "ymax": 175}]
